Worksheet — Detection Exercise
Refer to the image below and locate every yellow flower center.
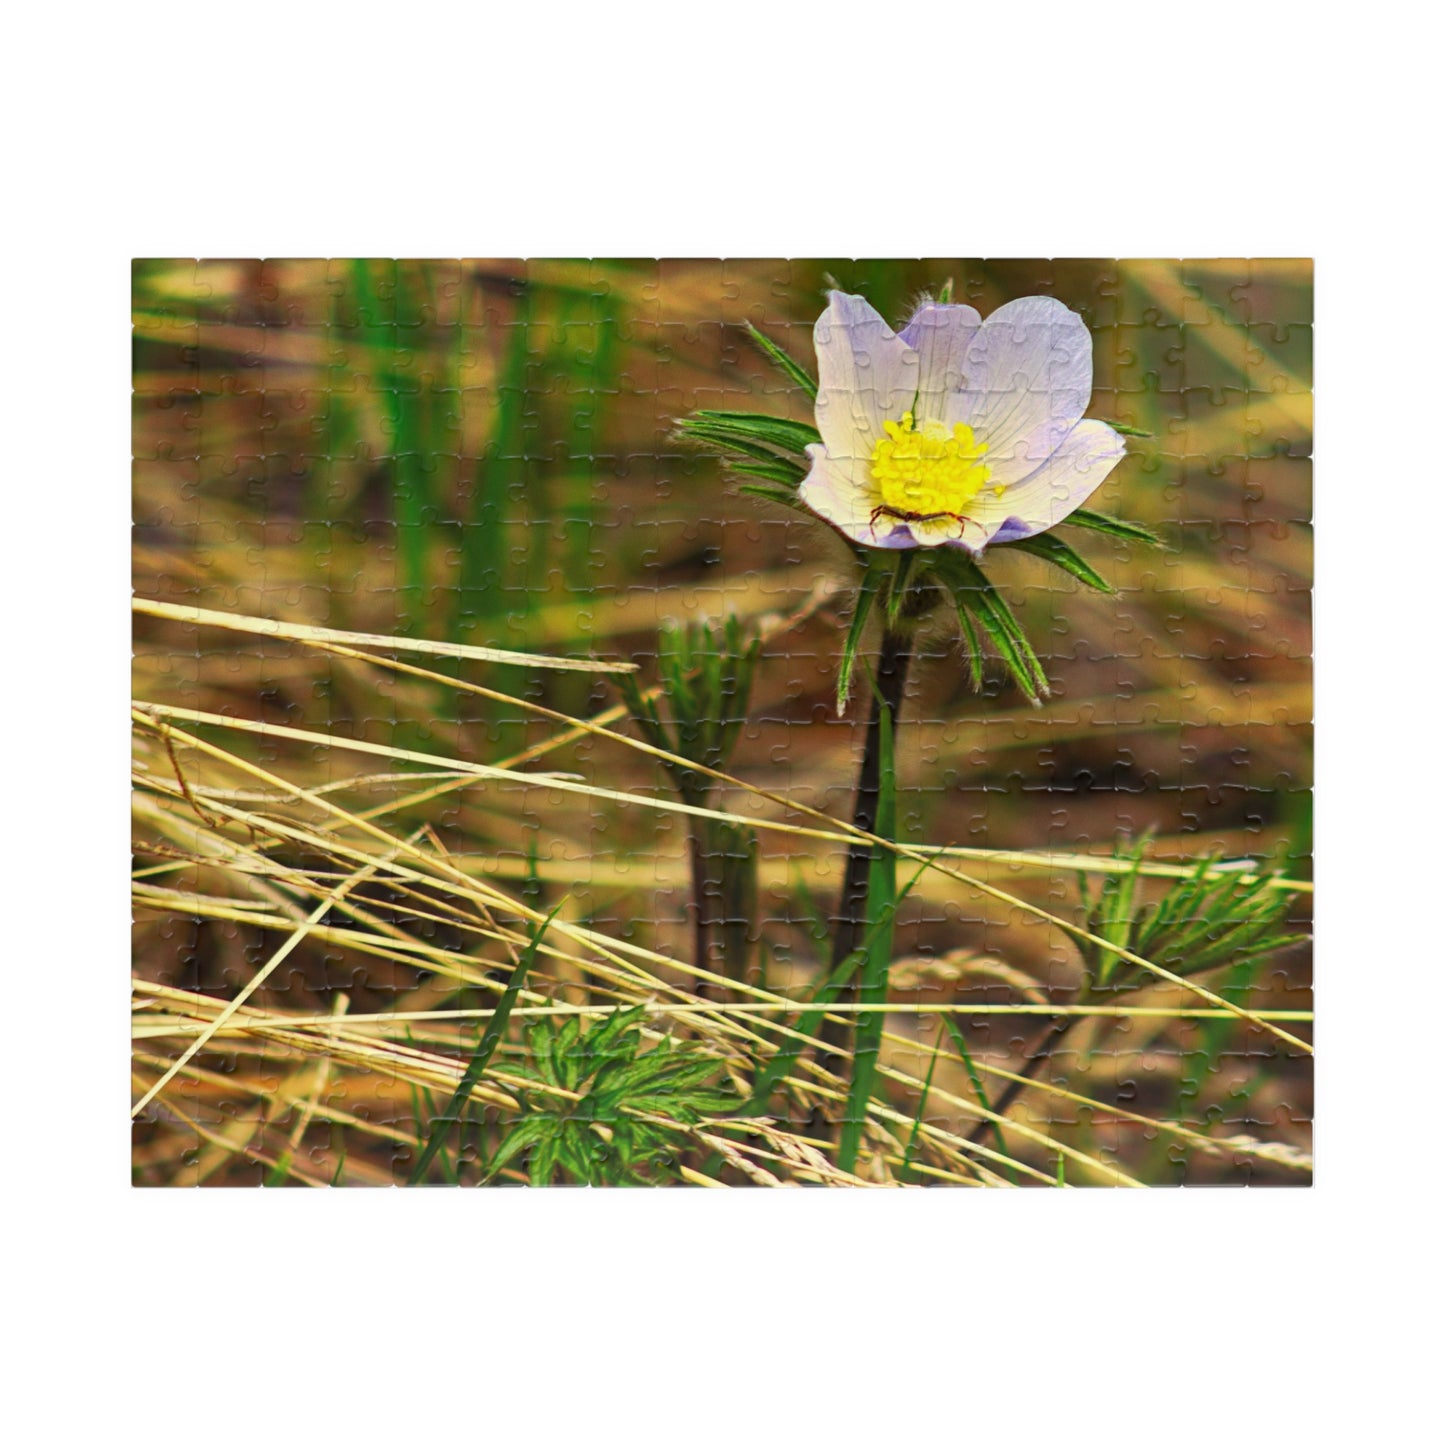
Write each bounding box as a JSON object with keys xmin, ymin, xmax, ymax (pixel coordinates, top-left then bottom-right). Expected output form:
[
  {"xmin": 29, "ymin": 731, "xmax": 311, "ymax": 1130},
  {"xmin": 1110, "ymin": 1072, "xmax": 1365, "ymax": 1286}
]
[{"xmin": 870, "ymin": 411, "xmax": 991, "ymax": 522}]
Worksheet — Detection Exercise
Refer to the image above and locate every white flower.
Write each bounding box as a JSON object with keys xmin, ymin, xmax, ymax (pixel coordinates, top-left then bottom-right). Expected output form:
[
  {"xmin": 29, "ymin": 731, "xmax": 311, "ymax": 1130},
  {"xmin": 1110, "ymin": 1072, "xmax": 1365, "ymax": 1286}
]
[{"xmin": 799, "ymin": 291, "xmax": 1126, "ymax": 554}]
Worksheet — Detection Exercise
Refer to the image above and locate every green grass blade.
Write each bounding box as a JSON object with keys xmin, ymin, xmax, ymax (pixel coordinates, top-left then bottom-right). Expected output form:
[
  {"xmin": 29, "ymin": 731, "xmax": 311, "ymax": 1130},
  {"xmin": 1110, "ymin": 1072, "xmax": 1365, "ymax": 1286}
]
[
  {"xmin": 942, "ymin": 1015, "xmax": 1017, "ymax": 1182},
  {"xmin": 837, "ymin": 699, "xmax": 897, "ymax": 1175},
  {"xmin": 747, "ymin": 858, "xmax": 931, "ymax": 1117},
  {"xmin": 457, "ymin": 282, "xmax": 531, "ymax": 643},
  {"xmin": 407, "ymin": 902, "xmax": 563, "ymax": 1184},
  {"xmin": 351, "ymin": 260, "xmax": 429, "ymax": 635},
  {"xmin": 898, "ymin": 1028, "xmax": 945, "ymax": 1184}
]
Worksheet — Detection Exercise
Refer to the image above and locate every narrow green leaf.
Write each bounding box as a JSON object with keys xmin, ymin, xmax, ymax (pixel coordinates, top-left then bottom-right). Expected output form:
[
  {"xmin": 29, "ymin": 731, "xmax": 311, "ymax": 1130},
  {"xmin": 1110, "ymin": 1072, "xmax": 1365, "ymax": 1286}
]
[
  {"xmin": 529, "ymin": 1130, "xmax": 562, "ymax": 1186},
  {"xmin": 681, "ymin": 410, "xmax": 821, "ymax": 456},
  {"xmin": 583, "ymin": 1005, "xmax": 648, "ymax": 1063},
  {"xmin": 737, "ymin": 482, "xmax": 814, "ymax": 516},
  {"xmin": 677, "ymin": 421, "xmax": 803, "ymax": 467},
  {"xmin": 743, "ymin": 322, "xmax": 819, "ymax": 399},
  {"xmin": 898, "ymin": 1028, "xmax": 945, "ymax": 1184},
  {"xmin": 1059, "ymin": 508, "xmax": 1161, "ymax": 546},
  {"xmin": 1006, "ymin": 533, "xmax": 1114, "ymax": 593},
  {"xmin": 837, "ymin": 557, "xmax": 888, "ymax": 715},
  {"xmin": 930, "ymin": 548, "xmax": 1049, "ymax": 701},
  {"xmin": 728, "ymin": 458, "xmax": 808, "ymax": 487},
  {"xmin": 954, "ymin": 598, "xmax": 984, "ymax": 692},
  {"xmin": 942, "ymin": 1015, "xmax": 1017, "ymax": 1182},
  {"xmin": 408, "ymin": 902, "xmax": 563, "ymax": 1184},
  {"xmin": 962, "ymin": 589, "xmax": 1048, "ymax": 703}
]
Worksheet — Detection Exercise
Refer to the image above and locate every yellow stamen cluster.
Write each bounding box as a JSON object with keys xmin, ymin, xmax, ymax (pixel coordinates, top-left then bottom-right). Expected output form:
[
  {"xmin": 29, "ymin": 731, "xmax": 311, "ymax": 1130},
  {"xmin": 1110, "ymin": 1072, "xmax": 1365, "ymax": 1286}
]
[{"xmin": 870, "ymin": 411, "xmax": 991, "ymax": 519}]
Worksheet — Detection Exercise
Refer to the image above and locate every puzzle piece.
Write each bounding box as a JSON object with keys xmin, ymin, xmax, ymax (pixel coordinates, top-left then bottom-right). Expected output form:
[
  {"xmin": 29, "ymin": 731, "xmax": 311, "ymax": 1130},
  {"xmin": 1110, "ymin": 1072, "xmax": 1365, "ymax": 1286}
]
[{"xmin": 132, "ymin": 259, "xmax": 1313, "ymax": 1188}]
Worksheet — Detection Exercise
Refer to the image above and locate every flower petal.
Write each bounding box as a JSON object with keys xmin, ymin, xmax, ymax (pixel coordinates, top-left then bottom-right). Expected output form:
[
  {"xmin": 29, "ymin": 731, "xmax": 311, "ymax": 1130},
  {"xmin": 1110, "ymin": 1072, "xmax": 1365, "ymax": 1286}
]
[
  {"xmin": 947, "ymin": 296, "xmax": 1095, "ymax": 486},
  {"xmin": 799, "ymin": 444, "xmax": 918, "ymax": 550},
  {"xmin": 813, "ymin": 292, "xmax": 919, "ymax": 466},
  {"xmin": 899, "ymin": 302, "xmax": 982, "ymax": 428},
  {"xmin": 964, "ymin": 419, "xmax": 1125, "ymax": 545}
]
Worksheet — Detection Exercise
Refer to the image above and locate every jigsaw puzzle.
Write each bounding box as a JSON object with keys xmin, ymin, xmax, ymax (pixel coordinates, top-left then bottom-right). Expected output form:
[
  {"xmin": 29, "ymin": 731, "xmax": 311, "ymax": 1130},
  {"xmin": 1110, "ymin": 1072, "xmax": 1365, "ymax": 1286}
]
[{"xmin": 131, "ymin": 259, "xmax": 1313, "ymax": 1187}]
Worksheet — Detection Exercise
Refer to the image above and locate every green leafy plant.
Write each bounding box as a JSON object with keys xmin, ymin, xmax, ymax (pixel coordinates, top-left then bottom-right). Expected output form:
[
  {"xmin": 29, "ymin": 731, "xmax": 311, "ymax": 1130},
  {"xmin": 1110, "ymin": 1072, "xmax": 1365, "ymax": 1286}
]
[
  {"xmin": 969, "ymin": 839, "xmax": 1303, "ymax": 1146},
  {"xmin": 1075, "ymin": 838, "xmax": 1299, "ymax": 996},
  {"xmin": 487, "ymin": 1007, "xmax": 739, "ymax": 1186},
  {"xmin": 616, "ymin": 616, "xmax": 761, "ymax": 986},
  {"xmin": 408, "ymin": 902, "xmax": 563, "ymax": 1184}
]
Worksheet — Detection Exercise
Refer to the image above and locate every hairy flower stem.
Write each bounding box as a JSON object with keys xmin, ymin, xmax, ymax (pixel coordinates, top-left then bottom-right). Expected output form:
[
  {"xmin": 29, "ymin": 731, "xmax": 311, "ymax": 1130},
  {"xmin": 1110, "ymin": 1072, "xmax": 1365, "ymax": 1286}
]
[
  {"xmin": 687, "ymin": 819, "xmax": 756, "ymax": 1000},
  {"xmin": 687, "ymin": 825, "xmax": 720, "ymax": 999},
  {"xmin": 817, "ymin": 626, "xmax": 913, "ymax": 1077}
]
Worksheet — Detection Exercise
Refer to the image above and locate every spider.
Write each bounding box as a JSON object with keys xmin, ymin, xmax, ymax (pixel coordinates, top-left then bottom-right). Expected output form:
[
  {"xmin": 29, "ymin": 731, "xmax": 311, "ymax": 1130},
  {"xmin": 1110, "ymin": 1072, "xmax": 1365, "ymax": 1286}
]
[{"xmin": 868, "ymin": 504, "xmax": 985, "ymax": 541}]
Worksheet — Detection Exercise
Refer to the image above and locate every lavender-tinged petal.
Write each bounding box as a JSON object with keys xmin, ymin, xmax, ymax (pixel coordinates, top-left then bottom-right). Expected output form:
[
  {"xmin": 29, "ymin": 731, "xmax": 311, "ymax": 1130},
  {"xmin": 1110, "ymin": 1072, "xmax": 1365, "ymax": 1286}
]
[
  {"xmin": 813, "ymin": 291, "xmax": 919, "ymax": 467},
  {"xmin": 967, "ymin": 419, "xmax": 1126, "ymax": 543},
  {"xmin": 946, "ymin": 296, "xmax": 1095, "ymax": 487},
  {"xmin": 899, "ymin": 302, "xmax": 982, "ymax": 429}
]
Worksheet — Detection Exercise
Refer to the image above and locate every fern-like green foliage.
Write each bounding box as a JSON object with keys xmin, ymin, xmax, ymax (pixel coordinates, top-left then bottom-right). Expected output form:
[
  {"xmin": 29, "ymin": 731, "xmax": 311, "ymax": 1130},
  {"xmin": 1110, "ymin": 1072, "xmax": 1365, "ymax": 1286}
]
[
  {"xmin": 487, "ymin": 1007, "xmax": 738, "ymax": 1186},
  {"xmin": 616, "ymin": 613, "xmax": 760, "ymax": 806},
  {"xmin": 616, "ymin": 616, "xmax": 762, "ymax": 982},
  {"xmin": 1075, "ymin": 837, "xmax": 1300, "ymax": 994},
  {"xmin": 675, "ymin": 321, "xmax": 1159, "ymax": 705}
]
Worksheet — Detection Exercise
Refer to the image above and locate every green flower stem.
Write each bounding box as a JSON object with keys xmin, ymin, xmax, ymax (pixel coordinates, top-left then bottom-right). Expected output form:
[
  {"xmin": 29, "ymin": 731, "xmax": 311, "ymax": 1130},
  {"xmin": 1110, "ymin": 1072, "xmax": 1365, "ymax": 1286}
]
[{"xmin": 817, "ymin": 624, "xmax": 912, "ymax": 1078}]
